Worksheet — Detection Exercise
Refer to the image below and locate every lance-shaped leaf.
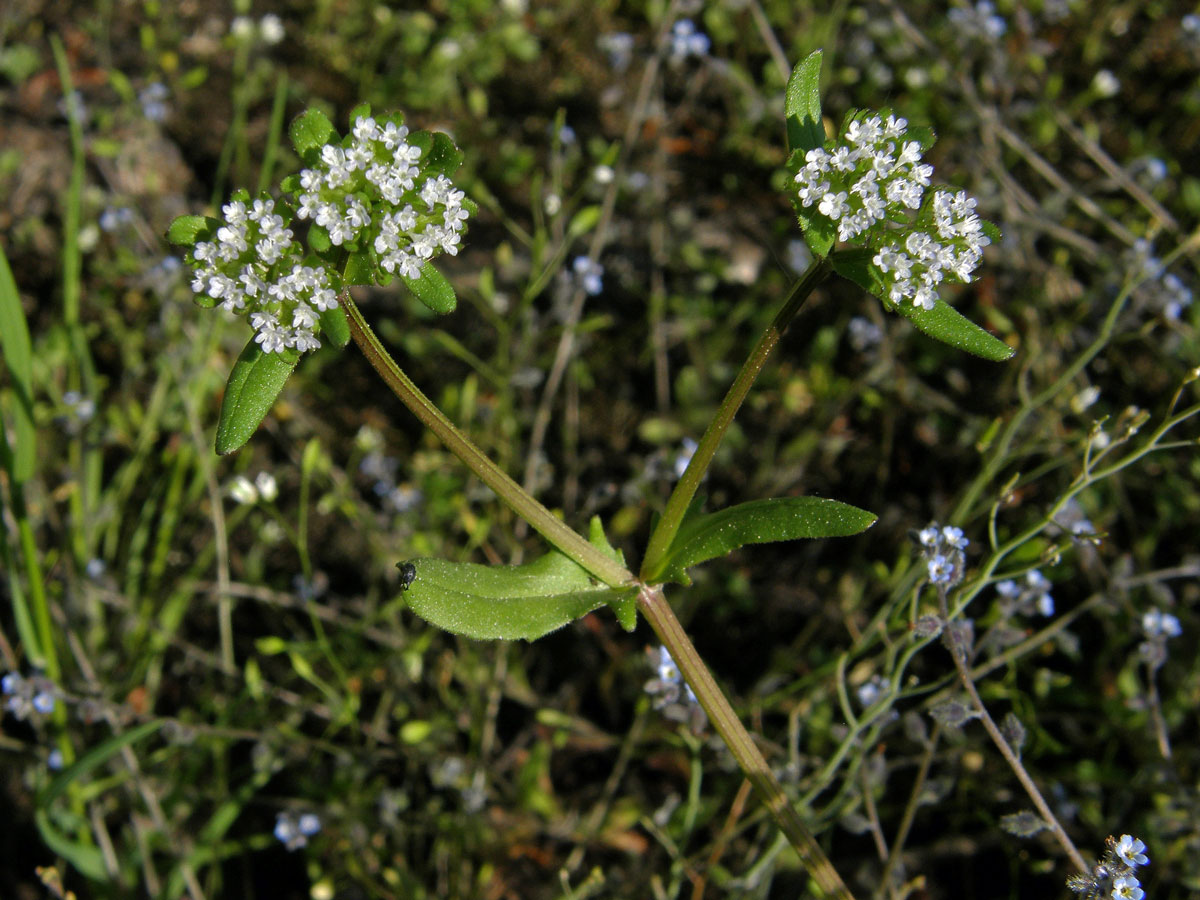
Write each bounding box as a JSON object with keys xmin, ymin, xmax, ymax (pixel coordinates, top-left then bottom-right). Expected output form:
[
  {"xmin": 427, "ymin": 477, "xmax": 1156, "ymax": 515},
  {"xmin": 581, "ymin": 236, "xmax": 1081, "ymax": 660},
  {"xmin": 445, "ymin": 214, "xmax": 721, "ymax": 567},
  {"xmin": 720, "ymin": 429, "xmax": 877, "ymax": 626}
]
[
  {"xmin": 785, "ymin": 50, "xmax": 825, "ymax": 156},
  {"xmin": 902, "ymin": 299, "xmax": 1014, "ymax": 361},
  {"xmin": 402, "ymin": 518, "xmax": 636, "ymax": 640},
  {"xmin": 403, "ymin": 263, "xmax": 457, "ymax": 314},
  {"xmin": 215, "ymin": 339, "xmax": 300, "ymax": 455},
  {"xmin": 830, "ymin": 247, "xmax": 887, "ymax": 297},
  {"xmin": 645, "ymin": 496, "xmax": 876, "ymax": 585},
  {"xmin": 319, "ymin": 306, "xmax": 351, "ymax": 348},
  {"xmin": 586, "ymin": 516, "xmax": 637, "ymax": 631},
  {"xmin": 37, "ymin": 719, "xmax": 163, "ymax": 881},
  {"xmin": 342, "ymin": 250, "xmax": 375, "ymax": 287},
  {"xmin": 831, "ymin": 249, "xmax": 1013, "ymax": 362}
]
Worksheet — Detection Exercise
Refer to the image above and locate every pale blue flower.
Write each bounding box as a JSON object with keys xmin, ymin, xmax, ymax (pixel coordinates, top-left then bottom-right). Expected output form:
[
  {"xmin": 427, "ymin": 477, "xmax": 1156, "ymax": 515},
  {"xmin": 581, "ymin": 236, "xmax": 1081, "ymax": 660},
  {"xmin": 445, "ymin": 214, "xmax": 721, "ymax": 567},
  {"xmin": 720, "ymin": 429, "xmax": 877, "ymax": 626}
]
[
  {"xmin": 274, "ymin": 810, "xmax": 319, "ymax": 850},
  {"xmin": 572, "ymin": 256, "xmax": 604, "ymax": 296},
  {"xmin": 1142, "ymin": 609, "xmax": 1181, "ymax": 639},
  {"xmin": 927, "ymin": 554, "xmax": 953, "ymax": 584},
  {"xmin": 1115, "ymin": 834, "xmax": 1149, "ymax": 867},
  {"xmin": 1111, "ymin": 874, "xmax": 1143, "ymax": 900}
]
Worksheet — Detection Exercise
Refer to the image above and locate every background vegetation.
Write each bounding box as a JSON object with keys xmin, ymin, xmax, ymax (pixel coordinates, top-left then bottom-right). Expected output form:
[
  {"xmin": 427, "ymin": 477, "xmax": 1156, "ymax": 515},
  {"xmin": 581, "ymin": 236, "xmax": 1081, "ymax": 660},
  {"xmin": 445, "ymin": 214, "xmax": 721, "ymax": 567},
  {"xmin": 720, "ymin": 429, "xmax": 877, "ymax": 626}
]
[{"xmin": 1, "ymin": 1, "xmax": 1198, "ymax": 898}]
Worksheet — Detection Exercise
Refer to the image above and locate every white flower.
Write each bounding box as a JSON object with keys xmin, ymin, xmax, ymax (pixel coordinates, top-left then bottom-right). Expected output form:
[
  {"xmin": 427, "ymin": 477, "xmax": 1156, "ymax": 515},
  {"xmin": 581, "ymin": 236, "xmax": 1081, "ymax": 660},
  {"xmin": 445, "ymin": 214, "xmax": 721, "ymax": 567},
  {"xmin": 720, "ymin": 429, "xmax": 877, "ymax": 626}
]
[
  {"xmin": 259, "ymin": 13, "xmax": 285, "ymax": 45},
  {"xmin": 254, "ymin": 471, "xmax": 279, "ymax": 502},
  {"xmin": 818, "ymin": 190, "xmax": 850, "ymax": 220},
  {"xmin": 183, "ymin": 110, "xmax": 468, "ymax": 357},
  {"xmin": 229, "ymin": 475, "xmax": 258, "ymax": 505},
  {"xmin": 230, "ymin": 15, "xmax": 255, "ymax": 41},
  {"xmin": 1111, "ymin": 875, "xmax": 1143, "ymax": 900},
  {"xmin": 1092, "ymin": 69, "xmax": 1120, "ymax": 98},
  {"xmin": 1115, "ymin": 834, "xmax": 1149, "ymax": 868}
]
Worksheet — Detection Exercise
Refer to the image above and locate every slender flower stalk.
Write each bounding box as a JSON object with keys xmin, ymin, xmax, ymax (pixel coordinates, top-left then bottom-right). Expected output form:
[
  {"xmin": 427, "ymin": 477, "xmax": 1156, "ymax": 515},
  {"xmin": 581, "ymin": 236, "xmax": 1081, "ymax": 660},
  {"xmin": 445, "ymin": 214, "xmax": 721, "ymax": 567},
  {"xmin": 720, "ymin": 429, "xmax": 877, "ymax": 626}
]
[
  {"xmin": 347, "ymin": 288, "xmax": 855, "ymax": 895},
  {"xmin": 342, "ymin": 292, "xmax": 632, "ymax": 588},
  {"xmin": 641, "ymin": 255, "xmax": 832, "ymax": 581},
  {"xmin": 637, "ymin": 584, "xmax": 856, "ymax": 900}
]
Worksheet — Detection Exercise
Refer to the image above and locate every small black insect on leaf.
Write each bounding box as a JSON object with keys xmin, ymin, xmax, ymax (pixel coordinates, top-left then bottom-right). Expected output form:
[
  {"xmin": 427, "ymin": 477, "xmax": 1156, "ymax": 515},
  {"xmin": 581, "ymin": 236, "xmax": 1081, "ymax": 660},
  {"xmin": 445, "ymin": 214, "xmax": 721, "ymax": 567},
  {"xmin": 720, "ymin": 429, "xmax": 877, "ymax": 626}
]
[{"xmin": 397, "ymin": 562, "xmax": 417, "ymax": 591}]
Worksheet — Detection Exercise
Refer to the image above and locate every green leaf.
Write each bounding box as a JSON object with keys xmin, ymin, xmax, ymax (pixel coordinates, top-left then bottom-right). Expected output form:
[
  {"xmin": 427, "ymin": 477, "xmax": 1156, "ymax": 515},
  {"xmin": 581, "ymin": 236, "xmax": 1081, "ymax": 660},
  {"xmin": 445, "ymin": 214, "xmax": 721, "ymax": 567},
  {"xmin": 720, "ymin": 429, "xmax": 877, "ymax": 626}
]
[
  {"xmin": 289, "ymin": 108, "xmax": 336, "ymax": 164},
  {"xmin": 320, "ymin": 306, "xmax": 350, "ymax": 349},
  {"xmin": 215, "ymin": 339, "xmax": 300, "ymax": 455},
  {"xmin": 166, "ymin": 214, "xmax": 217, "ymax": 247},
  {"xmin": 906, "ymin": 123, "xmax": 937, "ymax": 153},
  {"xmin": 348, "ymin": 101, "xmax": 372, "ymax": 126},
  {"xmin": 799, "ymin": 211, "xmax": 836, "ymax": 259},
  {"xmin": 903, "ymin": 299, "xmax": 1014, "ymax": 361},
  {"xmin": 307, "ymin": 223, "xmax": 332, "ymax": 254},
  {"xmin": 401, "ymin": 546, "xmax": 638, "ymax": 641},
  {"xmin": 35, "ymin": 812, "xmax": 109, "ymax": 881},
  {"xmin": 342, "ymin": 250, "xmax": 375, "ymax": 286},
  {"xmin": 42, "ymin": 720, "xmax": 164, "ymax": 806},
  {"xmin": 588, "ymin": 516, "xmax": 637, "ymax": 631},
  {"xmin": 784, "ymin": 50, "xmax": 824, "ymax": 156},
  {"xmin": 0, "ymin": 243, "xmax": 35, "ymax": 483},
  {"xmin": 646, "ymin": 496, "xmax": 876, "ymax": 585},
  {"xmin": 829, "ymin": 249, "xmax": 1013, "ymax": 361},
  {"xmin": 403, "ymin": 264, "xmax": 457, "ymax": 314},
  {"xmin": 830, "ymin": 248, "xmax": 886, "ymax": 297},
  {"xmin": 418, "ymin": 131, "xmax": 465, "ymax": 178}
]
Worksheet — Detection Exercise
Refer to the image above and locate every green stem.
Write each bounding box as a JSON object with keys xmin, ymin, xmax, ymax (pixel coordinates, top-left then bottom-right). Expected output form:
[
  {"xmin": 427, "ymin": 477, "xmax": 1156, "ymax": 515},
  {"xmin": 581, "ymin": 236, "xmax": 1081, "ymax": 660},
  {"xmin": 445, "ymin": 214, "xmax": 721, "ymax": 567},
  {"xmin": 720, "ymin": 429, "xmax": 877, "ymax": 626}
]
[
  {"xmin": 638, "ymin": 584, "xmax": 855, "ymax": 900},
  {"xmin": 641, "ymin": 256, "xmax": 832, "ymax": 581},
  {"xmin": 950, "ymin": 228, "xmax": 1200, "ymax": 526},
  {"xmin": 342, "ymin": 292, "xmax": 632, "ymax": 588}
]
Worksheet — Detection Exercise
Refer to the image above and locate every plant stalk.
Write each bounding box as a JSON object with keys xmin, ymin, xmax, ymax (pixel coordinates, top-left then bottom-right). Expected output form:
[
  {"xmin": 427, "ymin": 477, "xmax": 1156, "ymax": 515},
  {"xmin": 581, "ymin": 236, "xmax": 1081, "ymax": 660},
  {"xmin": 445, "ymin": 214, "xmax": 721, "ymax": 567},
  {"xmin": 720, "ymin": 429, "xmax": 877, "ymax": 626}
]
[
  {"xmin": 641, "ymin": 256, "xmax": 832, "ymax": 581},
  {"xmin": 638, "ymin": 584, "xmax": 855, "ymax": 900},
  {"xmin": 343, "ymin": 292, "xmax": 632, "ymax": 588}
]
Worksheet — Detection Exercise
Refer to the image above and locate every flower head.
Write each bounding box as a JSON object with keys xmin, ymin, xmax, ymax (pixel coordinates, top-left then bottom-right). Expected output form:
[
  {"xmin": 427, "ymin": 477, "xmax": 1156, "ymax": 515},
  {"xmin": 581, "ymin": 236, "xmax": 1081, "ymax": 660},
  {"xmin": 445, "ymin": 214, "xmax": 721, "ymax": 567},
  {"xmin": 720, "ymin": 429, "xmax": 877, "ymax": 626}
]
[
  {"xmin": 793, "ymin": 113, "xmax": 992, "ymax": 312},
  {"xmin": 2, "ymin": 671, "xmax": 58, "ymax": 720},
  {"xmin": 668, "ymin": 19, "xmax": 710, "ymax": 62},
  {"xmin": 645, "ymin": 646, "xmax": 705, "ymax": 731},
  {"xmin": 181, "ymin": 112, "xmax": 472, "ymax": 355},
  {"xmin": 914, "ymin": 522, "xmax": 969, "ymax": 588},
  {"xmin": 572, "ymin": 256, "xmax": 604, "ymax": 296}
]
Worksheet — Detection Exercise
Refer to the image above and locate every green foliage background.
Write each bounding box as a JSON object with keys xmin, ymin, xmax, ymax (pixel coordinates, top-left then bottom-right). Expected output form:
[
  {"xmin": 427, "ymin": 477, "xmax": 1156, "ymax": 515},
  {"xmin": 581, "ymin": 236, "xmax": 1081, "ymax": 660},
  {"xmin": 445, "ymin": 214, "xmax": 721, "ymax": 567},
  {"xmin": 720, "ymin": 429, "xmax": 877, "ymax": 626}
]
[{"xmin": 1, "ymin": 1, "xmax": 1198, "ymax": 898}]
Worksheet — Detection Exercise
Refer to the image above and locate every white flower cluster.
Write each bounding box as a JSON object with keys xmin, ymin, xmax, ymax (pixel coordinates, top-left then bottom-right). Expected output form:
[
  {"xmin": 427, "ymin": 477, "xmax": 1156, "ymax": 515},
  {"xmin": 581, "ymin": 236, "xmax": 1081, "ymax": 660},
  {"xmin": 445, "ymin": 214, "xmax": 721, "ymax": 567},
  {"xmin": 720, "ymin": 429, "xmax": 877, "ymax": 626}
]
[
  {"xmin": 186, "ymin": 113, "xmax": 471, "ymax": 355},
  {"xmin": 190, "ymin": 197, "xmax": 338, "ymax": 354},
  {"xmin": 294, "ymin": 115, "xmax": 468, "ymax": 280},
  {"xmin": 794, "ymin": 114, "xmax": 991, "ymax": 310}
]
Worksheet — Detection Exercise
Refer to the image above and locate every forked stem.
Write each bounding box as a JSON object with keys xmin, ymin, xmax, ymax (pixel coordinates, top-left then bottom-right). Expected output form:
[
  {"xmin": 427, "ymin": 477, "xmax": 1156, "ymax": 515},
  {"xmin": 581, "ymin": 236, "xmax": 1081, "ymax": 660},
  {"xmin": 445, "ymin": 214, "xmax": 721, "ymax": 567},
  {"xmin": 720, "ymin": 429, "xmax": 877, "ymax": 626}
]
[{"xmin": 347, "ymin": 287, "xmax": 853, "ymax": 897}]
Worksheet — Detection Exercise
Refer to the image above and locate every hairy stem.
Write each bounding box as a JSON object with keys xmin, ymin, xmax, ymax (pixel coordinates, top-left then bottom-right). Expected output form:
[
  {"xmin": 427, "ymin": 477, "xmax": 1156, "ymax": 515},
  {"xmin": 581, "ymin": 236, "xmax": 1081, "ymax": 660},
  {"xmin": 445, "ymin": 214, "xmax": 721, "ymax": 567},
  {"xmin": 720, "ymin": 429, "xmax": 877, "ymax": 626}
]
[
  {"xmin": 343, "ymin": 292, "xmax": 632, "ymax": 588},
  {"xmin": 641, "ymin": 256, "xmax": 832, "ymax": 580},
  {"xmin": 638, "ymin": 584, "xmax": 856, "ymax": 900},
  {"xmin": 939, "ymin": 591, "xmax": 1088, "ymax": 873}
]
